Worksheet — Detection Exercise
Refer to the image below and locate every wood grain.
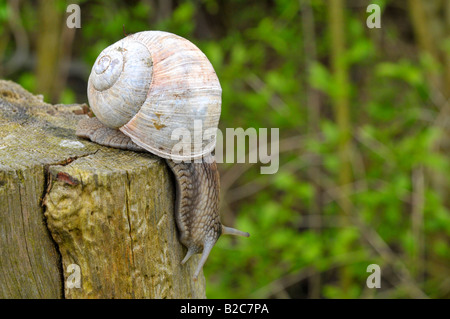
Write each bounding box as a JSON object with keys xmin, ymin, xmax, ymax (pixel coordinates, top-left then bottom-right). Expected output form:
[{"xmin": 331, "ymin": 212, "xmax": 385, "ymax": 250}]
[{"xmin": 0, "ymin": 80, "xmax": 205, "ymax": 298}]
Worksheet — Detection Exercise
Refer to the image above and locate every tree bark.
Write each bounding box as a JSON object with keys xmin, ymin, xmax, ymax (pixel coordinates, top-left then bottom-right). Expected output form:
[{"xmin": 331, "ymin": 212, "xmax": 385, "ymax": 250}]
[{"xmin": 0, "ymin": 80, "xmax": 206, "ymax": 298}]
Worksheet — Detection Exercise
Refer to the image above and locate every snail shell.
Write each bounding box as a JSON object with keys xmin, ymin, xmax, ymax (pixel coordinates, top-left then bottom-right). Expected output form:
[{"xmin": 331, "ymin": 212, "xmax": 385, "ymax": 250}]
[
  {"xmin": 80, "ymin": 31, "xmax": 249, "ymax": 280},
  {"xmin": 87, "ymin": 31, "xmax": 221, "ymax": 160}
]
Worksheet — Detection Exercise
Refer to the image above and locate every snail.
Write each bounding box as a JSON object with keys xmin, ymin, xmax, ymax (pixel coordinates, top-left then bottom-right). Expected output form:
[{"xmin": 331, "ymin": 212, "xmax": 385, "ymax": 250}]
[{"xmin": 75, "ymin": 31, "xmax": 249, "ymax": 280}]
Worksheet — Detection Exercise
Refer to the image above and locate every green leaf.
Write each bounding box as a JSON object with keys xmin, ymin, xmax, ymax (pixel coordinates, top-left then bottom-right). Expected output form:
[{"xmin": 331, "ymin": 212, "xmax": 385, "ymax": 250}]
[{"xmin": 309, "ymin": 62, "xmax": 332, "ymax": 94}]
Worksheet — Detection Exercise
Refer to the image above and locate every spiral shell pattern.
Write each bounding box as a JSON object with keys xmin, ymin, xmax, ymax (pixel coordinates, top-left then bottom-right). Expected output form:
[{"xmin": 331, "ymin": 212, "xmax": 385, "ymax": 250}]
[{"xmin": 87, "ymin": 31, "xmax": 222, "ymax": 160}]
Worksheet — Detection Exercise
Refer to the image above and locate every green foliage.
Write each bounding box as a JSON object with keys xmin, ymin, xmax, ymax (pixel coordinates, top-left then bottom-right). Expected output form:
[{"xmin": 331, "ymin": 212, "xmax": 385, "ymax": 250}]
[{"xmin": 0, "ymin": 3, "xmax": 9, "ymax": 33}]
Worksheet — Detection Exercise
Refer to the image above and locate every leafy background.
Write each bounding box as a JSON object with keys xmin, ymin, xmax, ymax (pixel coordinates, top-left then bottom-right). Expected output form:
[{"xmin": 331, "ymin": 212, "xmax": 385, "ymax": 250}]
[{"xmin": 0, "ymin": 0, "xmax": 449, "ymax": 298}]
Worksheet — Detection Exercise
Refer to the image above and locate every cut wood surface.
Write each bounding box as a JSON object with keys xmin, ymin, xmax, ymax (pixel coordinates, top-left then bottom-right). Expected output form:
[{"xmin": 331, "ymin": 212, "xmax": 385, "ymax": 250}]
[{"xmin": 0, "ymin": 80, "xmax": 206, "ymax": 298}]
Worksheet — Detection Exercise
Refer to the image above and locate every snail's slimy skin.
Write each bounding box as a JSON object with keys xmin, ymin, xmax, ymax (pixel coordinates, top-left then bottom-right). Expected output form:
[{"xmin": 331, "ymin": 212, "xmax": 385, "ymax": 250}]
[{"xmin": 76, "ymin": 117, "xmax": 249, "ymax": 280}]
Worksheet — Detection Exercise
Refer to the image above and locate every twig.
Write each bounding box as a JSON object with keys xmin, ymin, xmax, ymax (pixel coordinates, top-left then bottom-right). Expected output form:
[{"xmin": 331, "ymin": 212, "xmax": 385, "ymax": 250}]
[
  {"xmin": 411, "ymin": 165, "xmax": 425, "ymax": 282},
  {"xmin": 354, "ymin": 127, "xmax": 395, "ymax": 163},
  {"xmin": 245, "ymin": 73, "xmax": 287, "ymax": 115}
]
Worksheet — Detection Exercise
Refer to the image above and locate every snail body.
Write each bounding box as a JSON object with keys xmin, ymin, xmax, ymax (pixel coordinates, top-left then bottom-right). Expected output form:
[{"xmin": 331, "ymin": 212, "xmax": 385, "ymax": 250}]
[{"xmin": 76, "ymin": 31, "xmax": 249, "ymax": 280}]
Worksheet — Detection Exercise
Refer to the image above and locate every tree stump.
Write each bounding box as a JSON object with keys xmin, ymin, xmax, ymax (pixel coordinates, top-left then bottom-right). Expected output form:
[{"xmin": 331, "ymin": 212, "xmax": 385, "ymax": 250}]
[{"xmin": 0, "ymin": 80, "xmax": 206, "ymax": 298}]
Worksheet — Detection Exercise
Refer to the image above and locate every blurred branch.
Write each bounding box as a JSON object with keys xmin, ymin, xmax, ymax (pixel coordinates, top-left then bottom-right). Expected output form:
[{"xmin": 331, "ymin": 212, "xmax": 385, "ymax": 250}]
[
  {"xmin": 157, "ymin": 0, "xmax": 173, "ymax": 22},
  {"xmin": 36, "ymin": 0, "xmax": 63, "ymax": 102},
  {"xmin": 2, "ymin": 0, "xmax": 30, "ymax": 76},
  {"xmin": 408, "ymin": 0, "xmax": 439, "ymax": 60},
  {"xmin": 328, "ymin": 0, "xmax": 353, "ymax": 214},
  {"xmin": 328, "ymin": 0, "xmax": 353, "ymax": 293},
  {"xmin": 411, "ymin": 165, "xmax": 425, "ymax": 283},
  {"xmin": 246, "ymin": 73, "xmax": 289, "ymax": 116},
  {"xmin": 354, "ymin": 127, "xmax": 395, "ymax": 162},
  {"xmin": 349, "ymin": 143, "xmax": 367, "ymax": 188},
  {"xmin": 433, "ymin": 98, "xmax": 450, "ymax": 133},
  {"xmin": 301, "ymin": 0, "xmax": 322, "ymax": 299},
  {"xmin": 53, "ymin": 13, "xmax": 77, "ymax": 102},
  {"xmin": 409, "ymin": 0, "xmax": 450, "ymax": 159}
]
